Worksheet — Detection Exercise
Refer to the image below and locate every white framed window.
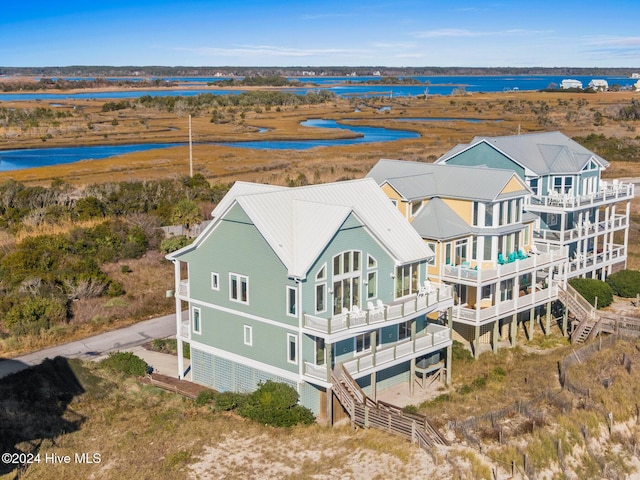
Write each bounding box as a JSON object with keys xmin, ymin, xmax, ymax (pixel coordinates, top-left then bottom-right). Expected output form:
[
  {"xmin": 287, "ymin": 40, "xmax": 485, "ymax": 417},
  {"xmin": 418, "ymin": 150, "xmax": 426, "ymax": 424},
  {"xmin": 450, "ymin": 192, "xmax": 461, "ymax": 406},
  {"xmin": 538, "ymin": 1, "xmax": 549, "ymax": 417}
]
[
  {"xmin": 426, "ymin": 242, "xmax": 436, "ymax": 265},
  {"xmin": 411, "ymin": 200, "xmax": 422, "ymax": 216},
  {"xmin": 355, "ymin": 332, "xmax": 371, "ymax": 353},
  {"xmin": 332, "ymin": 250, "xmax": 362, "ymax": 315},
  {"xmin": 367, "ymin": 271, "xmax": 377, "ymax": 299},
  {"xmin": 315, "ymin": 283, "xmax": 326, "ymax": 313},
  {"xmin": 287, "ymin": 333, "xmax": 298, "ymax": 364},
  {"xmin": 547, "ymin": 213, "xmax": 559, "ymax": 227},
  {"xmin": 243, "ymin": 325, "xmax": 253, "ymax": 346},
  {"xmin": 367, "ymin": 254, "xmax": 377, "ymax": 269},
  {"xmin": 286, "ymin": 286, "xmax": 297, "ymax": 317},
  {"xmin": 229, "ymin": 273, "xmax": 249, "ymax": 304},
  {"xmin": 210, "ymin": 272, "xmax": 219, "ymax": 291},
  {"xmin": 192, "ymin": 306, "xmax": 201, "ymax": 334},
  {"xmin": 398, "ymin": 320, "xmax": 411, "ymax": 341},
  {"xmin": 395, "ymin": 262, "xmax": 419, "ymax": 298}
]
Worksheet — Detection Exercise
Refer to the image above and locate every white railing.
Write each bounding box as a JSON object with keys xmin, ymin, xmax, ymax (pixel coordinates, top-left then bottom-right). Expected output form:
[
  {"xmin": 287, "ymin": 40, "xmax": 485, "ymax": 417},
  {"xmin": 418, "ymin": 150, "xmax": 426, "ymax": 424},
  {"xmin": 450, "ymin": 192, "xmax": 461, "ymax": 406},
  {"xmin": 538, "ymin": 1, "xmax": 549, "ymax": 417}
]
[
  {"xmin": 178, "ymin": 279, "xmax": 189, "ymax": 297},
  {"xmin": 303, "ymin": 361, "xmax": 328, "ymax": 381},
  {"xmin": 180, "ymin": 320, "xmax": 190, "ymax": 339},
  {"xmin": 533, "ymin": 214, "xmax": 628, "ymax": 243},
  {"xmin": 528, "ymin": 181, "xmax": 634, "ymax": 209},
  {"xmin": 303, "ymin": 283, "xmax": 453, "ymax": 335},
  {"xmin": 567, "ymin": 245, "xmax": 626, "ymax": 275},
  {"xmin": 341, "ymin": 324, "xmax": 451, "ymax": 377},
  {"xmin": 453, "ymin": 285, "xmax": 559, "ymax": 323},
  {"xmin": 442, "ymin": 246, "xmax": 567, "ymax": 284}
]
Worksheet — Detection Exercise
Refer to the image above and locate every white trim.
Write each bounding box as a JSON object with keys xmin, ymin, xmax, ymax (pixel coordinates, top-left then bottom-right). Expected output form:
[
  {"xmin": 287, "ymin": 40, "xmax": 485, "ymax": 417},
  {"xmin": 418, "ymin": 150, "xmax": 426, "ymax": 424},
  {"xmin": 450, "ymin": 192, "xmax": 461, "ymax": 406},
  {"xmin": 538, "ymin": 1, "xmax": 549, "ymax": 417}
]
[
  {"xmin": 189, "ymin": 339, "xmax": 301, "ymax": 384},
  {"xmin": 315, "ymin": 282, "xmax": 327, "ymax": 314},
  {"xmin": 286, "ymin": 285, "xmax": 297, "ymax": 317},
  {"xmin": 229, "ymin": 272, "xmax": 249, "ymax": 304},
  {"xmin": 287, "ymin": 333, "xmax": 298, "ymax": 364},
  {"xmin": 186, "ymin": 298, "xmax": 299, "ymax": 332},
  {"xmin": 210, "ymin": 272, "xmax": 219, "ymax": 291},
  {"xmin": 192, "ymin": 306, "xmax": 201, "ymax": 335},
  {"xmin": 243, "ymin": 324, "xmax": 253, "ymax": 346}
]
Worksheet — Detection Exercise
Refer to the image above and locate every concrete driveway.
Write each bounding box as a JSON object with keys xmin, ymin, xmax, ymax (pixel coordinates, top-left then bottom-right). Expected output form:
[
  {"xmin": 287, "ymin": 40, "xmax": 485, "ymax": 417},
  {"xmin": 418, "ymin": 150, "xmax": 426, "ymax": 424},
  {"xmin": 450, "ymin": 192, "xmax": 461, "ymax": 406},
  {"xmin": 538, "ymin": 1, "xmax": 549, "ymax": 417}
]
[{"xmin": 0, "ymin": 311, "xmax": 184, "ymax": 379}]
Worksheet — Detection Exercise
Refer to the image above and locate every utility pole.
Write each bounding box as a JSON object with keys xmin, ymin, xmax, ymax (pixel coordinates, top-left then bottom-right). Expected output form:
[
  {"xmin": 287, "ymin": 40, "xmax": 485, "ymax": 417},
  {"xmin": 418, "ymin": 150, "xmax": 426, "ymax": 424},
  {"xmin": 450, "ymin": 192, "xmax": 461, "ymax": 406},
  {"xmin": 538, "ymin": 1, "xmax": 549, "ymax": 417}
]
[{"xmin": 189, "ymin": 114, "xmax": 193, "ymax": 177}]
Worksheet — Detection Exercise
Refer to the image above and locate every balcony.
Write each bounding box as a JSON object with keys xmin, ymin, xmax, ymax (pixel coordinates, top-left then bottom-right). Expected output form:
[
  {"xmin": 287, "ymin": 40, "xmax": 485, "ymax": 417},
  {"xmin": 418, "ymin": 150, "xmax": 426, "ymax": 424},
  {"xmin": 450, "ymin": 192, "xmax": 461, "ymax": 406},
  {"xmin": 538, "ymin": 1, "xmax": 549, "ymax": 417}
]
[
  {"xmin": 567, "ymin": 244, "xmax": 626, "ymax": 276},
  {"xmin": 302, "ymin": 283, "xmax": 453, "ymax": 338},
  {"xmin": 442, "ymin": 246, "xmax": 567, "ymax": 285},
  {"xmin": 179, "ymin": 319, "xmax": 190, "ymax": 340},
  {"xmin": 341, "ymin": 323, "xmax": 451, "ymax": 379},
  {"xmin": 453, "ymin": 284, "xmax": 559, "ymax": 325},
  {"xmin": 303, "ymin": 323, "xmax": 451, "ymax": 382},
  {"xmin": 528, "ymin": 181, "xmax": 634, "ymax": 211},
  {"xmin": 177, "ymin": 279, "xmax": 189, "ymax": 297},
  {"xmin": 533, "ymin": 214, "xmax": 629, "ymax": 244}
]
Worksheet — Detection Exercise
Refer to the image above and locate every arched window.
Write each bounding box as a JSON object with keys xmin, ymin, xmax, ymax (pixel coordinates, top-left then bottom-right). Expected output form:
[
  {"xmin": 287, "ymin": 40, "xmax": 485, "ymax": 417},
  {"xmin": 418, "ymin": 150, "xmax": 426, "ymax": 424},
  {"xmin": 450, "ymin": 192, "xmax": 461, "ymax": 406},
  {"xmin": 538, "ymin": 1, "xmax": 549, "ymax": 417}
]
[{"xmin": 332, "ymin": 251, "xmax": 362, "ymax": 315}]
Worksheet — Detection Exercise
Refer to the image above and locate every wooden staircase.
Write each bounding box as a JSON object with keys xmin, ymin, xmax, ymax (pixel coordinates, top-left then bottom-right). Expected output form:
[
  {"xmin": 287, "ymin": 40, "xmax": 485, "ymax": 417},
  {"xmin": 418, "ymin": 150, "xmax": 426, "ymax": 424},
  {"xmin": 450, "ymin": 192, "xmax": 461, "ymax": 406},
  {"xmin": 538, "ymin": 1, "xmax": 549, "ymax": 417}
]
[
  {"xmin": 557, "ymin": 283, "xmax": 600, "ymax": 344},
  {"xmin": 331, "ymin": 365, "xmax": 448, "ymax": 450}
]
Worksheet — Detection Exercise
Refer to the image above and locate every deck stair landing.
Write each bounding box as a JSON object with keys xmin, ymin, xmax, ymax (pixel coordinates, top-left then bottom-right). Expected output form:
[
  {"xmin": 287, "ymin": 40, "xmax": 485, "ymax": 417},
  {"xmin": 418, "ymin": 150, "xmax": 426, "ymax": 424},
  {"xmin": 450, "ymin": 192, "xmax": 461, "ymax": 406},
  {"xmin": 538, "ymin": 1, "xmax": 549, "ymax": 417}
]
[{"xmin": 331, "ymin": 365, "xmax": 448, "ymax": 451}]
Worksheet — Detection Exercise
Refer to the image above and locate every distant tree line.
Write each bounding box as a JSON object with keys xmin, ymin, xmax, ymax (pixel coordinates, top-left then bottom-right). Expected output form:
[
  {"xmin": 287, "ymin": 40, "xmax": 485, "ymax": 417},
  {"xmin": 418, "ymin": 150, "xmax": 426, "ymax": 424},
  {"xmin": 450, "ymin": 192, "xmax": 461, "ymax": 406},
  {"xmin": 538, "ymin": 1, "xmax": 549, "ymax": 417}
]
[{"xmin": 0, "ymin": 78, "xmax": 177, "ymax": 92}]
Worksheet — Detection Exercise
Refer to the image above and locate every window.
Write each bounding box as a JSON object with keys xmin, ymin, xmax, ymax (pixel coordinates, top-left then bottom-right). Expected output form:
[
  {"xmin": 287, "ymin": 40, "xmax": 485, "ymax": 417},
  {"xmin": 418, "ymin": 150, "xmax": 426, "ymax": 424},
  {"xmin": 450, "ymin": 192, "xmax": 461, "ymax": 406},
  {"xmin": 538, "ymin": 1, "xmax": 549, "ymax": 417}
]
[
  {"xmin": 395, "ymin": 262, "xmax": 419, "ymax": 298},
  {"xmin": 483, "ymin": 236, "xmax": 493, "ymax": 261},
  {"xmin": 411, "ymin": 200, "xmax": 422, "ymax": 216},
  {"xmin": 445, "ymin": 243, "xmax": 452, "ymax": 265},
  {"xmin": 244, "ymin": 325, "xmax": 253, "ymax": 346},
  {"xmin": 316, "ymin": 265, "xmax": 326, "ymax": 281},
  {"xmin": 210, "ymin": 272, "xmax": 219, "ymax": 291},
  {"xmin": 286, "ymin": 286, "xmax": 297, "ymax": 316},
  {"xmin": 455, "ymin": 239, "xmax": 468, "ymax": 265},
  {"xmin": 367, "ymin": 271, "xmax": 377, "ymax": 299},
  {"xmin": 472, "ymin": 237, "xmax": 478, "ymax": 260},
  {"xmin": 529, "ymin": 178, "xmax": 539, "ymax": 195},
  {"xmin": 399, "ymin": 320, "xmax": 411, "ymax": 341},
  {"xmin": 546, "ymin": 213, "xmax": 559, "ymax": 227},
  {"xmin": 426, "ymin": 242, "xmax": 436, "ymax": 265},
  {"xmin": 192, "ymin": 306, "xmax": 201, "ymax": 334},
  {"xmin": 287, "ymin": 333, "xmax": 297, "ymax": 364},
  {"xmin": 367, "ymin": 254, "xmax": 377, "ymax": 269},
  {"xmin": 500, "ymin": 278, "xmax": 514, "ymax": 301},
  {"xmin": 315, "ymin": 337, "xmax": 325, "ymax": 365},
  {"xmin": 315, "ymin": 283, "xmax": 326, "ymax": 313},
  {"xmin": 355, "ymin": 332, "xmax": 371, "ymax": 353},
  {"xmin": 484, "ymin": 202, "xmax": 494, "ymax": 227},
  {"xmin": 473, "ymin": 202, "xmax": 479, "ymax": 226},
  {"xmin": 333, "ymin": 251, "xmax": 362, "ymax": 314},
  {"xmin": 229, "ymin": 273, "xmax": 248, "ymax": 303}
]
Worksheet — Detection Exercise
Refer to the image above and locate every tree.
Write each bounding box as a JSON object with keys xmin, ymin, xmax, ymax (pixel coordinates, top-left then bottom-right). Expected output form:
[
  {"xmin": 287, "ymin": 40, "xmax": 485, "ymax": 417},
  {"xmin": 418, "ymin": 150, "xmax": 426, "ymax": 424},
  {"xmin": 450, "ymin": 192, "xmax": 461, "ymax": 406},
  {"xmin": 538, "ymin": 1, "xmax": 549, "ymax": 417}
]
[{"xmin": 170, "ymin": 199, "xmax": 201, "ymax": 237}]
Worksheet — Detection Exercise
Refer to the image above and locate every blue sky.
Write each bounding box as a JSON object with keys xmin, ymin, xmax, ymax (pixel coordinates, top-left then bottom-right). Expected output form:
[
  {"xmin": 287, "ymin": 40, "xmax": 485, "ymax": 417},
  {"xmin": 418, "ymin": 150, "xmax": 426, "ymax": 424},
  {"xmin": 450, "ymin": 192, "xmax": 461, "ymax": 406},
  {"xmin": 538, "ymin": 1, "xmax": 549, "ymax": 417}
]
[{"xmin": 1, "ymin": 0, "xmax": 639, "ymax": 68}]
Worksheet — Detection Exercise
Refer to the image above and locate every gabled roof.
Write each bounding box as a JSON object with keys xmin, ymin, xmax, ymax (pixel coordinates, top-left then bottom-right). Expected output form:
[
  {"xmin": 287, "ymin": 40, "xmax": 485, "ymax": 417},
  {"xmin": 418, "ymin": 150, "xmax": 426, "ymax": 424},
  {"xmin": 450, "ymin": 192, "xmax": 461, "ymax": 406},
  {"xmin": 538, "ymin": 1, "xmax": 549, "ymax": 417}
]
[
  {"xmin": 440, "ymin": 131, "xmax": 609, "ymax": 176},
  {"xmin": 168, "ymin": 178, "xmax": 434, "ymax": 279},
  {"xmin": 411, "ymin": 198, "xmax": 470, "ymax": 240},
  {"xmin": 367, "ymin": 159, "xmax": 528, "ymax": 202}
]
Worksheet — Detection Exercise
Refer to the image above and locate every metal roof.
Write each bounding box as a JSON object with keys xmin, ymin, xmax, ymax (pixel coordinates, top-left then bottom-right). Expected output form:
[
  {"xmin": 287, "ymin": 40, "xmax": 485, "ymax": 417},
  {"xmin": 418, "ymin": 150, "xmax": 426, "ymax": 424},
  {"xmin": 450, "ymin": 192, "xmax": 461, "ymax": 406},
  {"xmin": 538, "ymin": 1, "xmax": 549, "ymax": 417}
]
[
  {"xmin": 367, "ymin": 159, "xmax": 528, "ymax": 202},
  {"xmin": 170, "ymin": 178, "xmax": 434, "ymax": 279},
  {"xmin": 448, "ymin": 131, "xmax": 610, "ymax": 175}
]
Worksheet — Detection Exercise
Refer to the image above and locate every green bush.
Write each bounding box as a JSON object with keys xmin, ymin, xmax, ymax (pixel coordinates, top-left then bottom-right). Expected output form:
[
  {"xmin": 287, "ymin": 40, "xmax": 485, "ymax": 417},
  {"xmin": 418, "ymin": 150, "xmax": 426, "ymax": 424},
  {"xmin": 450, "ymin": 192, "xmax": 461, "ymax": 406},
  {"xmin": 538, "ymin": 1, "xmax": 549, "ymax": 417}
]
[
  {"xmin": 100, "ymin": 351, "xmax": 148, "ymax": 376},
  {"xmin": 568, "ymin": 277, "xmax": 614, "ymax": 309},
  {"xmin": 451, "ymin": 340, "xmax": 473, "ymax": 363},
  {"xmin": 237, "ymin": 381, "xmax": 315, "ymax": 427},
  {"xmin": 4, "ymin": 296, "xmax": 68, "ymax": 336},
  {"xmin": 214, "ymin": 391, "xmax": 247, "ymax": 412},
  {"xmin": 194, "ymin": 389, "xmax": 217, "ymax": 406},
  {"xmin": 160, "ymin": 235, "xmax": 193, "ymax": 254},
  {"xmin": 605, "ymin": 270, "xmax": 640, "ymax": 298}
]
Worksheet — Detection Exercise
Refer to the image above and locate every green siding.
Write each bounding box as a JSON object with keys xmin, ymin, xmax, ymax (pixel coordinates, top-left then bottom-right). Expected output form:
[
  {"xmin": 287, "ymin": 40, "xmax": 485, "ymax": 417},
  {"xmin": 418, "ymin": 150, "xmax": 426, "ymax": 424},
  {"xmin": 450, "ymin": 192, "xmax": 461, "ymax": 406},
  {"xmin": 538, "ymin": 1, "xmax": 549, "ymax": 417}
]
[{"xmin": 444, "ymin": 143, "xmax": 526, "ymax": 179}]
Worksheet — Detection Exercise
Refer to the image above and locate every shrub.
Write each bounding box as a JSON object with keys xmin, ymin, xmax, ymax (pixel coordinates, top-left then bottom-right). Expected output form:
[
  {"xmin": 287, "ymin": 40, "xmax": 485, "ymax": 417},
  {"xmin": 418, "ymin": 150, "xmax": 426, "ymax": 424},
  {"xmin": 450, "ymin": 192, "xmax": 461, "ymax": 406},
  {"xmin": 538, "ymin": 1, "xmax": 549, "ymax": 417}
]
[
  {"xmin": 99, "ymin": 351, "xmax": 148, "ymax": 376},
  {"xmin": 236, "ymin": 380, "xmax": 315, "ymax": 427},
  {"xmin": 4, "ymin": 296, "xmax": 68, "ymax": 336},
  {"xmin": 160, "ymin": 235, "xmax": 193, "ymax": 254},
  {"xmin": 605, "ymin": 270, "xmax": 640, "ymax": 298},
  {"xmin": 451, "ymin": 340, "xmax": 473, "ymax": 363},
  {"xmin": 568, "ymin": 277, "xmax": 613, "ymax": 309},
  {"xmin": 214, "ymin": 391, "xmax": 247, "ymax": 412},
  {"xmin": 194, "ymin": 389, "xmax": 217, "ymax": 406}
]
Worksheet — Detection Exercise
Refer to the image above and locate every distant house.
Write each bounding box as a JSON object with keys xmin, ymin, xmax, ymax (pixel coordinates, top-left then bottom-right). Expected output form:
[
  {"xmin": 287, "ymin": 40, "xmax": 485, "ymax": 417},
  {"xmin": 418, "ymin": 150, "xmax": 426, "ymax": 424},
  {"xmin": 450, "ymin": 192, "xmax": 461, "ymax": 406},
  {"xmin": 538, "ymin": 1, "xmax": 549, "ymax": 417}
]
[
  {"xmin": 588, "ymin": 79, "xmax": 608, "ymax": 91},
  {"xmin": 561, "ymin": 79, "xmax": 582, "ymax": 90},
  {"xmin": 635, "ymin": 79, "xmax": 640, "ymax": 92}
]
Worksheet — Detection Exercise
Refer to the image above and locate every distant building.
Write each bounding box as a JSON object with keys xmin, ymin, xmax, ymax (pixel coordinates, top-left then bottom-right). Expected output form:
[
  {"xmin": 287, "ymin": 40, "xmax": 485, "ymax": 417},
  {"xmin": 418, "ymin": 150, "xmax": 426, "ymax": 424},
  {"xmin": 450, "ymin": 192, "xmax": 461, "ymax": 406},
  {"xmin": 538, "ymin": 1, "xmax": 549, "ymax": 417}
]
[
  {"xmin": 561, "ymin": 79, "xmax": 583, "ymax": 90},
  {"xmin": 588, "ymin": 79, "xmax": 608, "ymax": 91},
  {"xmin": 634, "ymin": 80, "xmax": 640, "ymax": 92}
]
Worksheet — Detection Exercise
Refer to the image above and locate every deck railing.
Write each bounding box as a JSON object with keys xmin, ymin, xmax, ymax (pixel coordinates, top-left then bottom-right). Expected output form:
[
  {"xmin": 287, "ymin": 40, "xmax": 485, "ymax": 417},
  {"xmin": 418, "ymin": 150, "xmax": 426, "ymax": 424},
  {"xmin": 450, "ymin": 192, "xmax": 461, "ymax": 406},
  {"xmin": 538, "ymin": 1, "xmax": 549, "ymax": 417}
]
[
  {"xmin": 303, "ymin": 283, "xmax": 453, "ymax": 335},
  {"xmin": 534, "ymin": 214, "xmax": 628, "ymax": 243},
  {"xmin": 528, "ymin": 181, "xmax": 634, "ymax": 210},
  {"xmin": 442, "ymin": 246, "xmax": 566, "ymax": 284}
]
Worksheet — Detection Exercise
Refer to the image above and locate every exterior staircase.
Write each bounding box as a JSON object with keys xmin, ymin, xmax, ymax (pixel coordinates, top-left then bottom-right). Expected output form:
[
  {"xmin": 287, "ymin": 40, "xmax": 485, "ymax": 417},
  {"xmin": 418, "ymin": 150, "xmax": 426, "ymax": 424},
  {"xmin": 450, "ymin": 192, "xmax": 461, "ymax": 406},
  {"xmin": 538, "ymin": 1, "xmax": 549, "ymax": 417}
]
[
  {"xmin": 557, "ymin": 283, "xmax": 600, "ymax": 344},
  {"xmin": 331, "ymin": 365, "xmax": 448, "ymax": 451}
]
